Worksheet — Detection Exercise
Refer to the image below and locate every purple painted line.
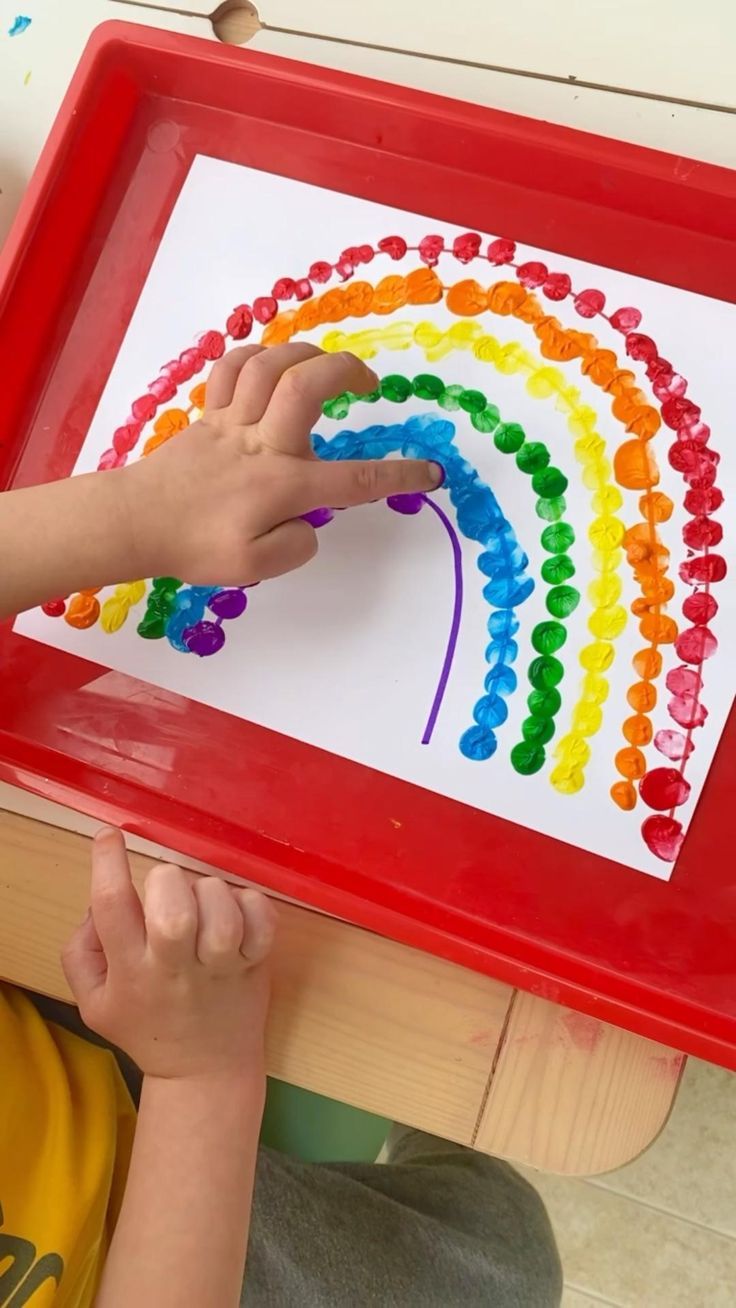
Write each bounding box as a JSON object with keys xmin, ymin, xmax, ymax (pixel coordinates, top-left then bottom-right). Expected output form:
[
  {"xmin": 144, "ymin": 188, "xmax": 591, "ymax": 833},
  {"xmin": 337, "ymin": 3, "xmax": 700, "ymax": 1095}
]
[{"xmin": 420, "ymin": 494, "xmax": 464, "ymax": 745}]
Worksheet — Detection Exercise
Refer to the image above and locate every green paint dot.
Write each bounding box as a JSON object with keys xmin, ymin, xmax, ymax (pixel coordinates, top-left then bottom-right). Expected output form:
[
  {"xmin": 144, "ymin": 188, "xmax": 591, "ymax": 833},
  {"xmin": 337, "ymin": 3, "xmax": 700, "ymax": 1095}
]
[
  {"xmin": 547, "ymin": 584, "xmax": 581, "ymax": 618},
  {"xmin": 471, "ymin": 406, "xmax": 500, "ymax": 434},
  {"xmin": 438, "ymin": 383, "xmax": 465, "ymax": 412},
  {"xmin": 529, "ymin": 655, "xmax": 564, "ymax": 690},
  {"xmin": 535, "ymin": 495, "xmax": 566, "ymax": 522},
  {"xmin": 493, "ymin": 422, "xmax": 525, "ymax": 454},
  {"xmin": 521, "ymin": 715, "xmax": 556, "ymax": 745},
  {"xmin": 528, "ymin": 687, "xmax": 562, "ymax": 717},
  {"xmin": 541, "ymin": 522, "xmax": 575, "ymax": 553},
  {"xmin": 541, "ymin": 554, "xmax": 576, "ymax": 585},
  {"xmin": 532, "ymin": 466, "xmax": 568, "ymax": 498},
  {"xmin": 137, "ymin": 614, "xmax": 166, "ymax": 640},
  {"xmin": 532, "ymin": 621, "xmax": 567, "ymax": 655},
  {"xmin": 359, "ymin": 388, "xmax": 381, "ymax": 405},
  {"xmin": 458, "ymin": 388, "xmax": 487, "ymax": 415},
  {"xmin": 510, "ymin": 741, "xmax": 547, "ymax": 775},
  {"xmin": 412, "ymin": 373, "xmax": 445, "ymax": 400},
  {"xmin": 152, "ymin": 577, "xmax": 182, "ymax": 592},
  {"xmin": 516, "ymin": 441, "xmax": 549, "ymax": 474},
  {"xmin": 380, "ymin": 374, "xmax": 413, "ymax": 402},
  {"xmin": 323, "ymin": 393, "xmax": 351, "ymax": 419}
]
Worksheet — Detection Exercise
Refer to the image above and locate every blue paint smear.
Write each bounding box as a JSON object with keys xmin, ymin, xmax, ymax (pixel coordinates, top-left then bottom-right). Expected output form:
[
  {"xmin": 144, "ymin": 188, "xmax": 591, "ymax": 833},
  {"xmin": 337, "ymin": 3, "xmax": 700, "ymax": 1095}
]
[
  {"xmin": 165, "ymin": 585, "xmax": 216, "ymax": 652},
  {"xmin": 315, "ymin": 413, "xmax": 534, "ymax": 762},
  {"xmin": 8, "ymin": 15, "xmax": 31, "ymax": 36}
]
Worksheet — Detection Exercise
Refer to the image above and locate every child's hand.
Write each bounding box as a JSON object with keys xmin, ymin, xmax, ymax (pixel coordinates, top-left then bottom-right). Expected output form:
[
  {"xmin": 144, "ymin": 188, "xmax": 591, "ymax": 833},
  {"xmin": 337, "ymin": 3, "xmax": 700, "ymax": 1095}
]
[
  {"xmin": 62, "ymin": 828, "xmax": 276, "ymax": 1081},
  {"xmin": 125, "ymin": 342, "xmax": 444, "ymax": 586}
]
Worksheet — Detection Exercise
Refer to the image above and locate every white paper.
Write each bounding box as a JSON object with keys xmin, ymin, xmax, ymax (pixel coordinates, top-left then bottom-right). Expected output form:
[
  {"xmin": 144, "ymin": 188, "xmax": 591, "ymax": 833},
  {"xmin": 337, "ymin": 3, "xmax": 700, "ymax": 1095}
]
[{"xmin": 15, "ymin": 156, "xmax": 736, "ymax": 879}]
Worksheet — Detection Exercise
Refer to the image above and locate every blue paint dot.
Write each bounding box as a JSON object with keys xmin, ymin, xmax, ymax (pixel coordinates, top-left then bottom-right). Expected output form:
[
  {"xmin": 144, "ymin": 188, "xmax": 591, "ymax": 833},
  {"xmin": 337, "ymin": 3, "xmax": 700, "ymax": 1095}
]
[
  {"xmin": 460, "ymin": 725, "xmax": 498, "ymax": 761},
  {"xmin": 473, "ymin": 695, "xmax": 509, "ymax": 728},
  {"xmin": 484, "ymin": 665, "xmax": 518, "ymax": 695},
  {"xmin": 8, "ymin": 15, "xmax": 31, "ymax": 36}
]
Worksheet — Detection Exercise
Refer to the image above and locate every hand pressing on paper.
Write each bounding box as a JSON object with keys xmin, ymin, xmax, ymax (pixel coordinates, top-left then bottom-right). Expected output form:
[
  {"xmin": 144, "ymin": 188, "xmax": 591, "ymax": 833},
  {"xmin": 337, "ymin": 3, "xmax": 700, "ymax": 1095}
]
[
  {"xmin": 0, "ymin": 344, "xmax": 442, "ymax": 619},
  {"xmin": 125, "ymin": 343, "xmax": 443, "ymax": 586}
]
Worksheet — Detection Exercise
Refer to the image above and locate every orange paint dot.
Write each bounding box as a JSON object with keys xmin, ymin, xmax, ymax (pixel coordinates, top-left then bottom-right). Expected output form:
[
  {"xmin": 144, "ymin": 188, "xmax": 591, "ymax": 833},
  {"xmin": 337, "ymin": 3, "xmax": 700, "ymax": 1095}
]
[
  {"xmin": 639, "ymin": 613, "xmax": 678, "ymax": 644},
  {"xmin": 406, "ymin": 267, "xmax": 443, "ymax": 305},
  {"xmin": 611, "ymin": 780, "xmax": 637, "ymax": 811},
  {"xmin": 627, "ymin": 681, "xmax": 658, "ymax": 713},
  {"xmin": 614, "ymin": 439, "xmax": 659, "ymax": 491},
  {"xmin": 344, "ymin": 281, "xmax": 375, "ymax": 316},
  {"xmin": 446, "ymin": 278, "xmax": 487, "ymax": 316},
  {"xmin": 623, "ymin": 714, "xmax": 653, "ymax": 746},
  {"xmin": 372, "ymin": 275, "xmax": 408, "ymax": 314},
  {"xmin": 188, "ymin": 383, "xmax": 207, "ymax": 410},
  {"xmin": 153, "ymin": 408, "xmax": 189, "ymax": 438},
  {"xmin": 262, "ymin": 310, "xmax": 297, "ymax": 345},
  {"xmin": 632, "ymin": 648, "xmax": 663, "ymax": 680},
  {"xmin": 486, "ymin": 281, "xmax": 527, "ymax": 315},
  {"xmin": 537, "ymin": 320, "xmax": 582, "ymax": 362},
  {"xmin": 640, "ymin": 491, "xmax": 674, "ymax": 523},
  {"xmin": 582, "ymin": 348, "xmax": 618, "ymax": 388},
  {"xmin": 615, "ymin": 746, "xmax": 647, "ymax": 780},
  {"xmin": 65, "ymin": 594, "xmax": 100, "ymax": 629}
]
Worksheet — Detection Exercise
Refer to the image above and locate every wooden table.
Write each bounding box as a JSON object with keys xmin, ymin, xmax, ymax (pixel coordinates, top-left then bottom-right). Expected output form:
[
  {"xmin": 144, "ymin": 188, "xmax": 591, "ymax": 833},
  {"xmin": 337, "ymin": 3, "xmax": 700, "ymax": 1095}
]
[{"xmin": 3, "ymin": 0, "xmax": 732, "ymax": 1175}]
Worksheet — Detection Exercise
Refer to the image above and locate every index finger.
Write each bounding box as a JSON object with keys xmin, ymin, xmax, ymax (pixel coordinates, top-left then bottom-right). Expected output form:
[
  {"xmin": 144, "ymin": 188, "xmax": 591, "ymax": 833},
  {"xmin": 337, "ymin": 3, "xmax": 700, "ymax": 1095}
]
[
  {"xmin": 258, "ymin": 350, "xmax": 379, "ymax": 457},
  {"xmin": 301, "ymin": 454, "xmax": 444, "ymax": 511},
  {"xmin": 90, "ymin": 828, "xmax": 146, "ymax": 962}
]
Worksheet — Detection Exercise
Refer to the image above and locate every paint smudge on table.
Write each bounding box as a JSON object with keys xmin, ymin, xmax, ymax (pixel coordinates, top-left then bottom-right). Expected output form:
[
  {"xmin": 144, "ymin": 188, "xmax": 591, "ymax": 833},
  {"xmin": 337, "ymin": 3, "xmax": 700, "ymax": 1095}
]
[{"xmin": 8, "ymin": 15, "xmax": 32, "ymax": 37}]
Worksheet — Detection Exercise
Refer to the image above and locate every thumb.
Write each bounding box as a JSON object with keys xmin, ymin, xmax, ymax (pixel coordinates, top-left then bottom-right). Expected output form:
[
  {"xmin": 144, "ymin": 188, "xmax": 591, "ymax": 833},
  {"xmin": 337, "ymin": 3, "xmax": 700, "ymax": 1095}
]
[
  {"xmin": 307, "ymin": 455, "xmax": 444, "ymax": 510},
  {"xmin": 61, "ymin": 910, "xmax": 108, "ymax": 1009}
]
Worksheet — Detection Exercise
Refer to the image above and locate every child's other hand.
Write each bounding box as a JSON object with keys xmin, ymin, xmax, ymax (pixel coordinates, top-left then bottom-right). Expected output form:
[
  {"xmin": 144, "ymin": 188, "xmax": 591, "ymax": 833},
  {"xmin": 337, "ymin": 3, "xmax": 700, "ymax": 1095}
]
[
  {"xmin": 62, "ymin": 828, "xmax": 276, "ymax": 1081},
  {"xmin": 125, "ymin": 343, "xmax": 443, "ymax": 586}
]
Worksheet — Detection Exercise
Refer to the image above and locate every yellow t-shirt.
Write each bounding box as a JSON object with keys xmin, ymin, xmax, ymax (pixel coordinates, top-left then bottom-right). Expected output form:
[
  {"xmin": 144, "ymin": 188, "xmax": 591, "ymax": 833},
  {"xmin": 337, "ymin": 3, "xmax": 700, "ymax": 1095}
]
[{"xmin": 0, "ymin": 984, "xmax": 135, "ymax": 1306}]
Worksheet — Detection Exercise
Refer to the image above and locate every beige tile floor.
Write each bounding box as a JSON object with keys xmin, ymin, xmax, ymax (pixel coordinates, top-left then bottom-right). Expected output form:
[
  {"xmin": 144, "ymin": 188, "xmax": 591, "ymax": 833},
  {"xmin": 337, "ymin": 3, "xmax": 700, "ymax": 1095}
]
[{"xmin": 519, "ymin": 1058, "xmax": 736, "ymax": 1307}]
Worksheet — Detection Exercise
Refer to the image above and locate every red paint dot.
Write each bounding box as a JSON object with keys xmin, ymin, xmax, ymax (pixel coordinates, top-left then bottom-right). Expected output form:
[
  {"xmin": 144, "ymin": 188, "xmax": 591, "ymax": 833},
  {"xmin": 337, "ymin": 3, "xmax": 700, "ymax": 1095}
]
[
  {"xmin": 653, "ymin": 372, "xmax": 687, "ymax": 402},
  {"xmin": 418, "ymin": 234, "xmax": 445, "ymax": 266},
  {"xmin": 377, "ymin": 236, "xmax": 407, "ymax": 261},
  {"xmin": 42, "ymin": 598, "xmax": 66, "ymax": 617},
  {"xmin": 665, "ymin": 666, "xmax": 700, "ymax": 696},
  {"xmin": 98, "ymin": 447, "xmax": 124, "ymax": 470},
  {"xmin": 308, "ymin": 260, "xmax": 333, "ymax": 283},
  {"xmin": 641, "ymin": 814, "xmax": 684, "ymax": 862},
  {"xmin": 573, "ymin": 288, "xmax": 605, "ymax": 318},
  {"xmin": 625, "ymin": 332, "xmax": 658, "ymax": 362},
  {"xmin": 253, "ymin": 296, "xmax": 278, "ymax": 324},
  {"xmin": 684, "ymin": 486, "xmax": 723, "ymax": 515},
  {"xmin": 682, "ymin": 516, "xmax": 723, "ymax": 549},
  {"xmin": 357, "ymin": 244, "xmax": 374, "ymax": 263},
  {"xmin": 487, "ymin": 238, "xmax": 516, "ymax": 265},
  {"xmin": 178, "ymin": 348, "xmax": 205, "ymax": 379},
  {"xmin": 662, "ymin": 396, "xmax": 701, "ymax": 431},
  {"xmin": 654, "ymin": 729, "xmax": 693, "ymax": 762},
  {"xmin": 679, "ymin": 554, "xmax": 727, "ymax": 585},
  {"xmin": 687, "ymin": 461, "xmax": 717, "ymax": 490},
  {"xmin": 131, "ymin": 394, "xmax": 157, "ymax": 422},
  {"xmin": 517, "ymin": 261, "xmax": 547, "ymax": 289},
  {"xmin": 610, "ymin": 306, "xmax": 642, "ymax": 333},
  {"xmin": 335, "ymin": 258, "xmax": 354, "ymax": 280},
  {"xmin": 272, "ymin": 277, "xmax": 296, "ymax": 300},
  {"xmin": 294, "ymin": 279, "xmax": 313, "ymax": 301},
  {"xmin": 683, "ymin": 421, "xmax": 711, "ymax": 446},
  {"xmin": 542, "ymin": 272, "xmax": 571, "ymax": 301},
  {"xmin": 674, "ymin": 625, "xmax": 718, "ymax": 665},
  {"xmin": 639, "ymin": 767, "xmax": 691, "ymax": 811},
  {"xmin": 112, "ymin": 424, "xmax": 140, "ymax": 455},
  {"xmin": 452, "ymin": 232, "xmax": 482, "ymax": 263},
  {"xmin": 148, "ymin": 374, "xmax": 177, "ymax": 403},
  {"xmin": 668, "ymin": 694, "xmax": 708, "ymax": 729},
  {"xmin": 226, "ymin": 305, "xmax": 253, "ymax": 339},
  {"xmin": 682, "ymin": 591, "xmax": 718, "ymax": 623},
  {"xmin": 198, "ymin": 330, "xmax": 226, "ymax": 360},
  {"xmin": 667, "ymin": 440, "xmax": 708, "ymax": 475}
]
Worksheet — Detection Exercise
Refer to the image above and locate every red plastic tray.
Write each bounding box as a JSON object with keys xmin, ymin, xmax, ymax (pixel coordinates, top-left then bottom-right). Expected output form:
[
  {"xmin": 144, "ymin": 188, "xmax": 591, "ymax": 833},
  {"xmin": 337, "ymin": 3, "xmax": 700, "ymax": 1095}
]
[{"xmin": 1, "ymin": 21, "xmax": 734, "ymax": 1067}]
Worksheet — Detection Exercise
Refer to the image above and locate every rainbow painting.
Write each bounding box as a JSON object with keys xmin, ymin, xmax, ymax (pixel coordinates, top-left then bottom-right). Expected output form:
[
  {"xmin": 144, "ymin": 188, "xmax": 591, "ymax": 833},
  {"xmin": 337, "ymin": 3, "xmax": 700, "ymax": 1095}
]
[{"xmin": 15, "ymin": 157, "xmax": 735, "ymax": 880}]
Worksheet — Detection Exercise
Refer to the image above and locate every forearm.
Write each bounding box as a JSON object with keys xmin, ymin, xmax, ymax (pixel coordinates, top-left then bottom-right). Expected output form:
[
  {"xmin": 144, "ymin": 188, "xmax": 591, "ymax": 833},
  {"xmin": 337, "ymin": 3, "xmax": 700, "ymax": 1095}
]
[
  {"xmin": 97, "ymin": 1067, "xmax": 265, "ymax": 1308},
  {"xmin": 0, "ymin": 468, "xmax": 144, "ymax": 619}
]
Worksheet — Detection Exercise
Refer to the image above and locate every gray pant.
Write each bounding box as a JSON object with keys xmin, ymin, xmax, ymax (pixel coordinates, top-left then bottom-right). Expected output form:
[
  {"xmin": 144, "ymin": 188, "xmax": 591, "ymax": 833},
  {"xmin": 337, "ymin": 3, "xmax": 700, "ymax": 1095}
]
[
  {"xmin": 246, "ymin": 1128, "xmax": 562, "ymax": 1307},
  {"xmin": 32, "ymin": 995, "xmax": 562, "ymax": 1307}
]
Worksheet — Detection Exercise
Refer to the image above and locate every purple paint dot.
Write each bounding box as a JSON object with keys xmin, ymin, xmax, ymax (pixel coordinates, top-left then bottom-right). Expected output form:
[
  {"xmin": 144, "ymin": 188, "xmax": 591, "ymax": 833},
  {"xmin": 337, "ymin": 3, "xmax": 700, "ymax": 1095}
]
[
  {"xmin": 183, "ymin": 620, "xmax": 226, "ymax": 656},
  {"xmin": 387, "ymin": 492, "xmax": 424, "ymax": 515},
  {"xmin": 301, "ymin": 506, "xmax": 334, "ymax": 528},
  {"xmin": 208, "ymin": 588, "xmax": 247, "ymax": 619}
]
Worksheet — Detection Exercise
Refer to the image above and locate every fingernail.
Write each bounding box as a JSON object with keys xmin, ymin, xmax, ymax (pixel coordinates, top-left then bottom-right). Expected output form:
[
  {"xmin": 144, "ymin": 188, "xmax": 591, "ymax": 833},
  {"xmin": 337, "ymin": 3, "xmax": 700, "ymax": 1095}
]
[{"xmin": 428, "ymin": 461, "xmax": 446, "ymax": 488}]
